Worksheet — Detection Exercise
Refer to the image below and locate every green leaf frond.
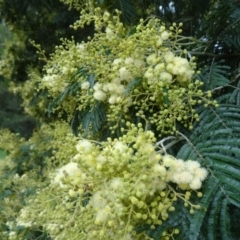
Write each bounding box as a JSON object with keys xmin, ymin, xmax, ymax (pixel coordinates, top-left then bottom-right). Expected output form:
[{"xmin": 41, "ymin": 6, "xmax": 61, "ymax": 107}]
[
  {"xmin": 193, "ymin": 1, "xmax": 240, "ymax": 76},
  {"xmin": 207, "ymin": 190, "xmax": 223, "ymax": 240},
  {"xmin": 48, "ymin": 81, "xmax": 81, "ymax": 116},
  {"xmin": 188, "ymin": 178, "xmax": 218, "ymax": 240},
  {"xmin": 123, "ymin": 77, "xmax": 142, "ymax": 96},
  {"xmin": 197, "ymin": 60, "xmax": 230, "ymax": 90},
  {"xmin": 47, "ymin": 68, "xmax": 107, "ymax": 137},
  {"xmin": 105, "ymin": 0, "xmax": 137, "ymax": 24},
  {"xmin": 220, "ymin": 198, "xmax": 233, "ymax": 240},
  {"xmin": 229, "ymin": 80, "xmax": 240, "ymax": 106},
  {"xmin": 176, "ymin": 101, "xmax": 240, "ymax": 239},
  {"xmin": 71, "ymin": 101, "xmax": 106, "ymax": 137},
  {"xmin": 201, "ymin": 2, "xmax": 240, "ymax": 42},
  {"xmin": 48, "ymin": 67, "xmax": 89, "ymax": 116}
]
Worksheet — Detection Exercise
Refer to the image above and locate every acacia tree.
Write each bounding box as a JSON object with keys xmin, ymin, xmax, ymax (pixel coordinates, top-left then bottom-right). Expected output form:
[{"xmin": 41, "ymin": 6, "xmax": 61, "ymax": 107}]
[{"xmin": 1, "ymin": 0, "xmax": 240, "ymax": 239}]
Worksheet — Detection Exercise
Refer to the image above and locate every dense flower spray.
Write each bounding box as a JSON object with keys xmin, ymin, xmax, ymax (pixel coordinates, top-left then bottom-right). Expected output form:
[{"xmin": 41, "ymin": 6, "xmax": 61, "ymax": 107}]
[
  {"xmin": 1, "ymin": 4, "xmax": 214, "ymax": 240},
  {"xmin": 14, "ymin": 7, "xmax": 217, "ymax": 135},
  {"xmin": 9, "ymin": 123, "xmax": 207, "ymax": 240}
]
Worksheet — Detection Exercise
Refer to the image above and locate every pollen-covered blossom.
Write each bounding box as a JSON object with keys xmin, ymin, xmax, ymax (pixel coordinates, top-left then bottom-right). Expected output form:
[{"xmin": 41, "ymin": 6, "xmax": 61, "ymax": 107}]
[
  {"xmin": 93, "ymin": 82, "xmax": 107, "ymax": 101},
  {"xmin": 90, "ymin": 191, "xmax": 108, "ymax": 209},
  {"xmin": 156, "ymin": 36, "xmax": 163, "ymax": 47},
  {"xmin": 76, "ymin": 139, "xmax": 93, "ymax": 152},
  {"xmin": 53, "ymin": 162, "xmax": 79, "ymax": 187},
  {"xmin": 14, "ymin": 123, "xmax": 209, "ymax": 240},
  {"xmin": 81, "ymin": 81, "xmax": 90, "ymax": 90},
  {"xmin": 16, "ymin": 207, "xmax": 33, "ymax": 228},
  {"xmin": 146, "ymin": 53, "xmax": 159, "ymax": 65},
  {"xmin": 95, "ymin": 208, "xmax": 108, "ymax": 223},
  {"xmin": 113, "ymin": 141, "xmax": 128, "ymax": 153},
  {"xmin": 189, "ymin": 178, "xmax": 202, "ymax": 190},
  {"xmin": 163, "ymin": 155, "xmax": 208, "ymax": 190},
  {"xmin": 92, "ymin": 76, "xmax": 126, "ymax": 103},
  {"xmin": 110, "ymin": 178, "xmax": 124, "ymax": 190},
  {"xmin": 159, "ymin": 72, "xmax": 172, "ymax": 83},
  {"xmin": 60, "ymin": 127, "xmax": 207, "ymax": 237},
  {"xmin": 118, "ymin": 67, "xmax": 133, "ymax": 81},
  {"xmin": 153, "ymin": 164, "xmax": 167, "ymax": 176},
  {"xmin": 113, "ymin": 58, "xmax": 123, "ymax": 65},
  {"xmin": 161, "ymin": 31, "xmax": 170, "ymax": 40},
  {"xmin": 76, "ymin": 43, "xmax": 85, "ymax": 53},
  {"xmin": 125, "ymin": 57, "xmax": 134, "ymax": 65},
  {"xmin": 162, "ymin": 154, "xmax": 176, "ymax": 167},
  {"xmin": 42, "ymin": 74, "xmax": 63, "ymax": 91},
  {"xmin": 194, "ymin": 168, "xmax": 208, "ymax": 181},
  {"xmin": 93, "ymin": 89, "xmax": 107, "ymax": 101},
  {"xmin": 105, "ymin": 27, "xmax": 115, "ymax": 39},
  {"xmin": 134, "ymin": 58, "xmax": 145, "ymax": 69},
  {"xmin": 144, "ymin": 68, "xmax": 154, "ymax": 80}
]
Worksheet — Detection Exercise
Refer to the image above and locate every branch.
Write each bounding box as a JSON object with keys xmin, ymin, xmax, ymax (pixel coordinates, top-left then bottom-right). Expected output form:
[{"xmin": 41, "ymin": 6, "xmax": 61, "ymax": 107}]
[{"xmin": 156, "ymin": 136, "xmax": 184, "ymax": 154}]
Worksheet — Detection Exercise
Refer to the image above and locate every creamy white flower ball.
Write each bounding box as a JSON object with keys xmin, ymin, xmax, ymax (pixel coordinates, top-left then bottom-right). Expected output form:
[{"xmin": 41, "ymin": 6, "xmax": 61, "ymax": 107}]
[
  {"xmin": 93, "ymin": 90, "xmax": 107, "ymax": 101},
  {"xmin": 81, "ymin": 81, "xmax": 90, "ymax": 90},
  {"xmin": 76, "ymin": 139, "xmax": 93, "ymax": 152}
]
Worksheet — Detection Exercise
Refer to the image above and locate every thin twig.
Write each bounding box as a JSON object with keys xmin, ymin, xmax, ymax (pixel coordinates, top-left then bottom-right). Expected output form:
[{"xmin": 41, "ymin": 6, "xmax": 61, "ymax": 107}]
[{"xmin": 156, "ymin": 135, "xmax": 184, "ymax": 154}]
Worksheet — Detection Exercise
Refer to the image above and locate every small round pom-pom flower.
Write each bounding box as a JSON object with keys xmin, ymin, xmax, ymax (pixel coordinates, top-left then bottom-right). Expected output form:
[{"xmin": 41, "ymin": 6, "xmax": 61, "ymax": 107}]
[
  {"xmin": 76, "ymin": 139, "xmax": 93, "ymax": 152},
  {"xmin": 81, "ymin": 81, "xmax": 90, "ymax": 90},
  {"xmin": 53, "ymin": 162, "xmax": 79, "ymax": 188},
  {"xmin": 93, "ymin": 90, "xmax": 107, "ymax": 101}
]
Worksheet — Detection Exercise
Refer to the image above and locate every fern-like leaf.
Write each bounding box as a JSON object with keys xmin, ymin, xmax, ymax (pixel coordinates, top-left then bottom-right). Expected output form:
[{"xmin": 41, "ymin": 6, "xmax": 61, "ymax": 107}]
[
  {"xmin": 110, "ymin": 0, "xmax": 137, "ymax": 24},
  {"xmin": 71, "ymin": 102, "xmax": 106, "ymax": 137},
  {"xmin": 188, "ymin": 178, "xmax": 219, "ymax": 240},
  {"xmin": 176, "ymin": 101, "xmax": 240, "ymax": 239},
  {"xmin": 229, "ymin": 80, "xmax": 240, "ymax": 106},
  {"xmin": 124, "ymin": 78, "xmax": 142, "ymax": 96},
  {"xmin": 198, "ymin": 61, "xmax": 230, "ymax": 90},
  {"xmin": 207, "ymin": 191, "xmax": 223, "ymax": 240},
  {"xmin": 48, "ymin": 67, "xmax": 89, "ymax": 116},
  {"xmin": 220, "ymin": 199, "xmax": 233, "ymax": 240}
]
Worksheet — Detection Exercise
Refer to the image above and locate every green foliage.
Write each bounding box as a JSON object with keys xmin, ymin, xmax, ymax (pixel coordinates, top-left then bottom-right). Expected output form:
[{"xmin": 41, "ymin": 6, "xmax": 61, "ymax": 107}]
[
  {"xmin": 229, "ymin": 80, "xmax": 240, "ymax": 105},
  {"xmin": 124, "ymin": 78, "xmax": 142, "ymax": 96},
  {"xmin": 71, "ymin": 101, "xmax": 107, "ymax": 137},
  {"xmin": 201, "ymin": 2, "xmax": 240, "ymax": 45},
  {"xmin": 108, "ymin": 0, "xmax": 137, "ymax": 24},
  {"xmin": 197, "ymin": 61, "xmax": 230, "ymax": 90},
  {"xmin": 196, "ymin": 1, "xmax": 240, "ymax": 80},
  {"xmin": 0, "ymin": 79, "xmax": 36, "ymax": 138},
  {"xmin": 0, "ymin": 149, "xmax": 6, "ymax": 159},
  {"xmin": 175, "ymin": 100, "xmax": 240, "ymax": 239},
  {"xmin": 0, "ymin": 24, "xmax": 12, "ymax": 56}
]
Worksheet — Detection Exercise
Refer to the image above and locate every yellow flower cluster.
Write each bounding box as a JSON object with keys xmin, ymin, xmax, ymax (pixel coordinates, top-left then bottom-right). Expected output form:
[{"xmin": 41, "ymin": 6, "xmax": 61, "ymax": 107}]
[
  {"xmin": 0, "ymin": 6, "xmax": 212, "ymax": 240},
  {"xmin": 42, "ymin": 123, "xmax": 207, "ymax": 239},
  {"xmin": 0, "ymin": 124, "xmax": 207, "ymax": 240},
  {"xmin": 162, "ymin": 155, "xmax": 208, "ymax": 190},
  {"xmin": 35, "ymin": 9, "xmax": 216, "ymax": 135}
]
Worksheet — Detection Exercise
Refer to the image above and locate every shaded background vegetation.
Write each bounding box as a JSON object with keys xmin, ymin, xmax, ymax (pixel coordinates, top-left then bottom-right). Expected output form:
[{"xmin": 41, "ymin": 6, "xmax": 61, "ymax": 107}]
[{"xmin": 0, "ymin": 0, "xmax": 94, "ymax": 138}]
